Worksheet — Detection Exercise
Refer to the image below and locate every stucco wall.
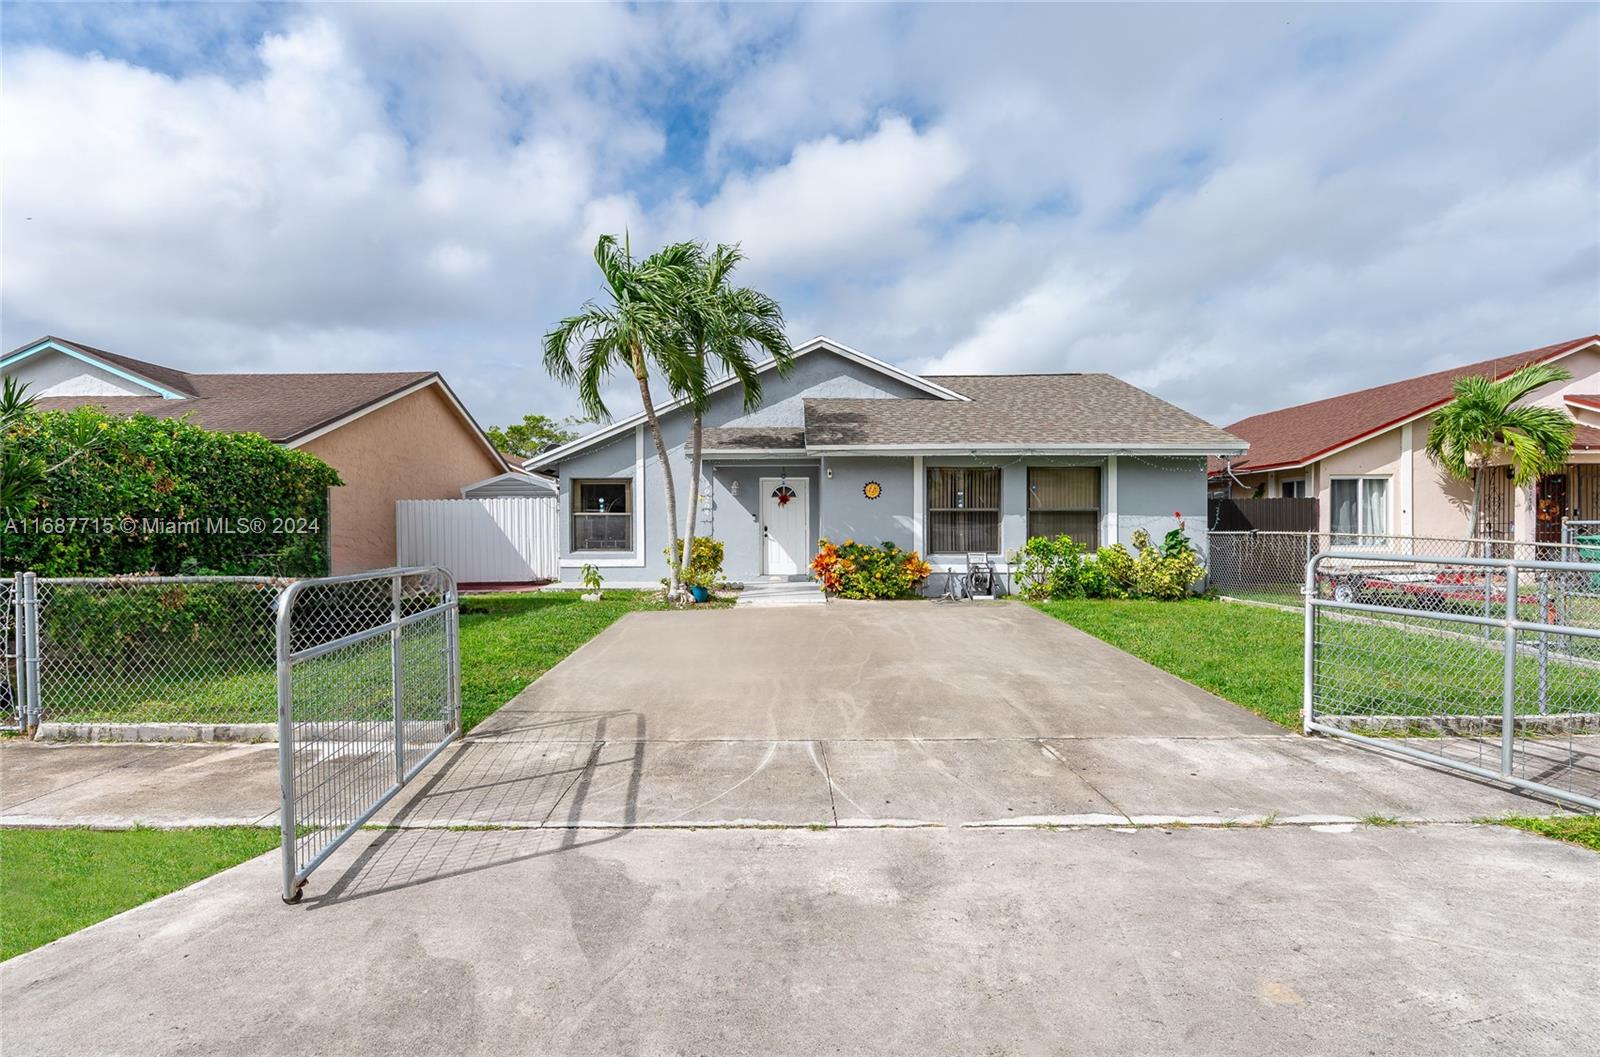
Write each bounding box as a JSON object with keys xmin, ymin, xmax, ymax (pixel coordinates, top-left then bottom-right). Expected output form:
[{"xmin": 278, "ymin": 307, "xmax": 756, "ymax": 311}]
[
  {"xmin": 301, "ymin": 384, "xmax": 503, "ymax": 573},
  {"xmin": 1117, "ymin": 456, "xmax": 1210, "ymax": 559},
  {"xmin": 819, "ymin": 457, "xmax": 915, "ymax": 550}
]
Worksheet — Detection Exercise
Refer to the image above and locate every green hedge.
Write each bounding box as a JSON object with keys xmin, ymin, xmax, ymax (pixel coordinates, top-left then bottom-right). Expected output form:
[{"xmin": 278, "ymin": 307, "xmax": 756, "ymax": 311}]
[{"xmin": 2, "ymin": 408, "xmax": 340, "ymax": 576}]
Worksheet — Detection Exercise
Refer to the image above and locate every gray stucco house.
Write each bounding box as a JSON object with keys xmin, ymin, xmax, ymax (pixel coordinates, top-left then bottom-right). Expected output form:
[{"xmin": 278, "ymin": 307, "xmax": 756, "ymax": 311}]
[{"xmin": 530, "ymin": 337, "xmax": 1247, "ymax": 593}]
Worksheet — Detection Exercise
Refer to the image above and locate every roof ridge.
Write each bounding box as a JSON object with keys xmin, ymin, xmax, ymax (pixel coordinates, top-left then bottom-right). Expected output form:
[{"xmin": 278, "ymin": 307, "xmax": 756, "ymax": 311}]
[{"xmin": 1227, "ymin": 334, "xmax": 1597, "ymax": 428}]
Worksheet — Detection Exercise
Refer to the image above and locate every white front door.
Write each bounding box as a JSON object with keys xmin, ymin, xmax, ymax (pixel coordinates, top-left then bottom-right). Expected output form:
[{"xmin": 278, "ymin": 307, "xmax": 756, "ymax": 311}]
[{"xmin": 760, "ymin": 477, "xmax": 810, "ymax": 576}]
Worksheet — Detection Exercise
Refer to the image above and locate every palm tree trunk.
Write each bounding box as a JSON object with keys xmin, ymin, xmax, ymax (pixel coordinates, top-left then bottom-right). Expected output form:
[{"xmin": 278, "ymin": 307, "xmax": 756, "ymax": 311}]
[
  {"xmin": 682, "ymin": 411, "xmax": 704, "ymax": 590},
  {"xmin": 680, "ymin": 346, "xmax": 707, "ymax": 597},
  {"xmin": 1469, "ymin": 467, "xmax": 1483, "ymax": 552},
  {"xmin": 634, "ymin": 351, "xmax": 681, "ymax": 596}
]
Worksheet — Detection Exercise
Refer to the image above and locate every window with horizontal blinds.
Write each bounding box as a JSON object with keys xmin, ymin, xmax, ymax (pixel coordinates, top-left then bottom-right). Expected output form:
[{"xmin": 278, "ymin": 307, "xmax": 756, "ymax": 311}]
[
  {"xmin": 1027, "ymin": 467, "xmax": 1100, "ymax": 548},
  {"xmin": 927, "ymin": 466, "xmax": 1000, "ymax": 553}
]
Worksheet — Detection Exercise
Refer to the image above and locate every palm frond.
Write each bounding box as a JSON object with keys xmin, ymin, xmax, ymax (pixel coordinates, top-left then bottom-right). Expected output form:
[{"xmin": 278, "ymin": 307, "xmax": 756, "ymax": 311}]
[{"xmin": 1426, "ymin": 363, "xmax": 1577, "ymax": 484}]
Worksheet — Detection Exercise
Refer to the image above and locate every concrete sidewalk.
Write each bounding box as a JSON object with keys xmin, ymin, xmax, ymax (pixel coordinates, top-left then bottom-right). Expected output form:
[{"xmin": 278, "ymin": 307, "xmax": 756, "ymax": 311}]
[
  {"xmin": 2, "ymin": 728, "xmax": 1565, "ymax": 831},
  {"xmin": 3, "ymin": 824, "xmax": 1595, "ymax": 1057}
]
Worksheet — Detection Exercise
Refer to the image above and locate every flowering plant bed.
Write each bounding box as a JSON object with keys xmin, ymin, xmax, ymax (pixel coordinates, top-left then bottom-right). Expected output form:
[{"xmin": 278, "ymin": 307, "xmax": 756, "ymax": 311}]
[{"xmin": 811, "ymin": 538, "xmax": 932, "ymax": 599}]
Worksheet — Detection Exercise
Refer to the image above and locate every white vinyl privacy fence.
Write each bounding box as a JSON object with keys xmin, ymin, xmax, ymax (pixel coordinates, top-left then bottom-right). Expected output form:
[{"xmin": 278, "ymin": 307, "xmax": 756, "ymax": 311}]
[
  {"xmin": 1304, "ymin": 549, "xmax": 1600, "ymax": 810},
  {"xmin": 396, "ymin": 497, "xmax": 559, "ymax": 584}
]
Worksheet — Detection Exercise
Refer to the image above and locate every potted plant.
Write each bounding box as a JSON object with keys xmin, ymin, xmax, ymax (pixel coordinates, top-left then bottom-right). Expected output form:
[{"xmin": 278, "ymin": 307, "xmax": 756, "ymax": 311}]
[
  {"xmin": 580, "ymin": 563, "xmax": 603, "ymax": 602},
  {"xmin": 668, "ymin": 538, "xmax": 724, "ymax": 603}
]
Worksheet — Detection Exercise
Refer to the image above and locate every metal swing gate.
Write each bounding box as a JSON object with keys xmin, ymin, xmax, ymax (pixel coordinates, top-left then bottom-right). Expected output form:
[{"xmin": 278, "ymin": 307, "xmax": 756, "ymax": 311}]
[
  {"xmin": 277, "ymin": 567, "xmax": 460, "ymax": 903},
  {"xmin": 1305, "ymin": 549, "xmax": 1600, "ymax": 811}
]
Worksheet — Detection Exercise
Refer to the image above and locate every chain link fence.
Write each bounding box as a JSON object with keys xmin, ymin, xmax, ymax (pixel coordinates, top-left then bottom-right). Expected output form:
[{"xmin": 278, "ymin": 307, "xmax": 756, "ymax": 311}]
[
  {"xmin": 1207, "ymin": 531, "xmax": 1589, "ymax": 606},
  {"xmin": 1306, "ymin": 549, "xmax": 1600, "ymax": 810},
  {"xmin": 12, "ymin": 575, "xmax": 289, "ymax": 736},
  {"xmin": 278, "ymin": 567, "xmax": 459, "ymax": 902}
]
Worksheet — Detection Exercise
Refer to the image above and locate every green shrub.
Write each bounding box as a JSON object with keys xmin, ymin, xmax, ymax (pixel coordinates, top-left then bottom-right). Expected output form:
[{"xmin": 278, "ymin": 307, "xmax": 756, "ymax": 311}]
[
  {"xmin": 1114, "ymin": 528, "xmax": 1204, "ymax": 600},
  {"xmin": 811, "ymin": 538, "xmax": 933, "ymax": 599},
  {"xmin": 1012, "ymin": 527, "xmax": 1203, "ymax": 601},
  {"xmin": 665, "ymin": 537, "xmax": 725, "ymax": 590},
  {"xmin": 1013, "ymin": 535, "xmax": 1118, "ymax": 600},
  {"xmin": 2, "ymin": 408, "xmax": 340, "ymax": 576}
]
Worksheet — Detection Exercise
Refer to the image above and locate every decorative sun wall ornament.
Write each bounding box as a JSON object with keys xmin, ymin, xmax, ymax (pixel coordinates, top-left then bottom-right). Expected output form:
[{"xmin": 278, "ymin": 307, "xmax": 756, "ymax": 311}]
[
  {"xmin": 772, "ymin": 484, "xmax": 797, "ymax": 507},
  {"xmin": 862, "ymin": 481, "xmax": 883, "ymax": 500}
]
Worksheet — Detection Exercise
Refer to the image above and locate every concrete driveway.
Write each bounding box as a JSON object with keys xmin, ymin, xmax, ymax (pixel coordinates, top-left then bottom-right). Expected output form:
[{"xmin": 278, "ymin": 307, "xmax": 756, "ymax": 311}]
[
  {"xmin": 3, "ymin": 602, "xmax": 1594, "ymax": 1057},
  {"xmin": 380, "ymin": 601, "xmax": 1557, "ymax": 828}
]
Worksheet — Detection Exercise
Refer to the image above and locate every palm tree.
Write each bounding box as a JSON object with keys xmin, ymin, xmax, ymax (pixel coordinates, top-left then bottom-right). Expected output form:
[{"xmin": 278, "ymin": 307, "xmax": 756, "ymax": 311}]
[
  {"xmin": 544, "ymin": 234, "xmax": 701, "ymax": 595},
  {"xmin": 675, "ymin": 244, "xmax": 794, "ymax": 586},
  {"xmin": 1424, "ymin": 363, "xmax": 1575, "ymax": 538}
]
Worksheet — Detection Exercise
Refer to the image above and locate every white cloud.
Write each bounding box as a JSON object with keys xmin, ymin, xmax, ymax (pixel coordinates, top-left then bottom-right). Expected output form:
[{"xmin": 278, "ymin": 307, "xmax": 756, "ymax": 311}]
[
  {"xmin": 698, "ymin": 114, "xmax": 966, "ymax": 270},
  {"xmin": 1, "ymin": 2, "xmax": 1595, "ymax": 435}
]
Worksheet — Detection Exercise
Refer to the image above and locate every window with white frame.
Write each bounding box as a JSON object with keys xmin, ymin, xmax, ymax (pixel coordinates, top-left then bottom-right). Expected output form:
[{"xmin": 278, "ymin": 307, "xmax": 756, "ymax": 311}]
[
  {"xmin": 1280, "ymin": 478, "xmax": 1307, "ymax": 499},
  {"xmin": 1330, "ymin": 477, "xmax": 1388, "ymax": 543},
  {"xmin": 572, "ymin": 479, "xmax": 632, "ymax": 551}
]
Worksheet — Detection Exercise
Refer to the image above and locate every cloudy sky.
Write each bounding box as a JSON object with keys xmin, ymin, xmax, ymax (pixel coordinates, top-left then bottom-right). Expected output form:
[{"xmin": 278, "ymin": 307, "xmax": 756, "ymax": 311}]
[{"xmin": 2, "ymin": 2, "xmax": 1596, "ymax": 432}]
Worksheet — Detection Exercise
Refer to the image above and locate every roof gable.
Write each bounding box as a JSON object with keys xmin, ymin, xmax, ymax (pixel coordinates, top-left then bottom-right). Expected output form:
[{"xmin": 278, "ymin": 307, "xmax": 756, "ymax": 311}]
[
  {"xmin": 530, "ymin": 335, "xmax": 967, "ymax": 468},
  {"xmin": 1218, "ymin": 335, "xmax": 1600, "ymax": 474},
  {"xmin": 1, "ymin": 336, "xmax": 196, "ymax": 398},
  {"xmin": 8, "ymin": 335, "xmax": 503, "ymax": 468}
]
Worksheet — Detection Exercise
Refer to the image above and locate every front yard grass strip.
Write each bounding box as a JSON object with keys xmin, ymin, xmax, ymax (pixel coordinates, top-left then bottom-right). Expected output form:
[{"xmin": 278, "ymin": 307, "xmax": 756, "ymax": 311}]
[
  {"xmin": 0, "ymin": 826, "xmax": 280, "ymax": 960},
  {"xmin": 1033, "ymin": 597, "xmax": 1599, "ymax": 732},
  {"xmin": 1484, "ymin": 814, "xmax": 1600, "ymax": 852}
]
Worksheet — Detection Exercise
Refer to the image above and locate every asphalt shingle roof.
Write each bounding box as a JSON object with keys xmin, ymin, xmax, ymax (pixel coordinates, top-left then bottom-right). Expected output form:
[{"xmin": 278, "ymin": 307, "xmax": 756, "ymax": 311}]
[
  {"xmin": 803, "ymin": 373, "xmax": 1245, "ymax": 451},
  {"xmin": 702, "ymin": 426, "xmax": 807, "ymax": 450},
  {"xmin": 30, "ymin": 368, "xmax": 439, "ymax": 443},
  {"xmin": 1216, "ymin": 335, "xmax": 1600, "ymax": 474}
]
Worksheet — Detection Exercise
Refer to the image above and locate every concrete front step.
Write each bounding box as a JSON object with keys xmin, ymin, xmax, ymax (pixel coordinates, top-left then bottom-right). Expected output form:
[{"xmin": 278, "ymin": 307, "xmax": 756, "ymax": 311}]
[{"xmin": 735, "ymin": 579, "xmax": 826, "ymax": 607}]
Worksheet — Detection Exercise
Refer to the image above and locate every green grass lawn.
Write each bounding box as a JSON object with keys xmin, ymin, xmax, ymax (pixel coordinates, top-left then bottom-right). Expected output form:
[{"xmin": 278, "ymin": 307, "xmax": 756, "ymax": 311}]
[
  {"xmin": 1033, "ymin": 596, "xmax": 1599, "ymax": 731},
  {"xmin": 0, "ymin": 827, "xmax": 281, "ymax": 960},
  {"xmin": 1487, "ymin": 815, "xmax": 1600, "ymax": 852}
]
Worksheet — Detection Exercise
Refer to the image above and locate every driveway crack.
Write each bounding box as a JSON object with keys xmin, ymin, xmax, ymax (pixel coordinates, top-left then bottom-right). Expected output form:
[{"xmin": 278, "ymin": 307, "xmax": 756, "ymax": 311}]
[
  {"xmin": 1037, "ymin": 739, "xmax": 1132, "ymax": 824},
  {"xmin": 818, "ymin": 740, "xmax": 839, "ymax": 826}
]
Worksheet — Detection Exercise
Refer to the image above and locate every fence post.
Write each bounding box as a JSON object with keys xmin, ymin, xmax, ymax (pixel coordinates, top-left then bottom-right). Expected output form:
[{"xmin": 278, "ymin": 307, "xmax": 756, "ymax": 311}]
[
  {"xmin": 1500, "ymin": 563, "xmax": 1518, "ymax": 779},
  {"xmin": 1536, "ymin": 572, "xmax": 1549, "ymax": 716},
  {"xmin": 1302, "ymin": 551, "xmax": 1316, "ymax": 735},
  {"xmin": 20, "ymin": 572, "xmax": 41, "ymax": 738},
  {"xmin": 9, "ymin": 573, "xmax": 24, "ymax": 732},
  {"xmin": 276, "ymin": 582, "xmax": 300, "ymax": 904},
  {"xmin": 446, "ymin": 576, "xmax": 461, "ymax": 733},
  {"xmin": 391, "ymin": 572, "xmax": 405, "ymax": 782}
]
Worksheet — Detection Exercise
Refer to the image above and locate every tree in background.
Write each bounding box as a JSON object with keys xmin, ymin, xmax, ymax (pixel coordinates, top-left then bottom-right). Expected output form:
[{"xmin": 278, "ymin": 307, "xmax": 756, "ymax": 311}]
[
  {"xmin": 674, "ymin": 244, "xmax": 793, "ymax": 586},
  {"xmin": 486, "ymin": 414, "xmax": 587, "ymax": 460},
  {"xmin": 1425, "ymin": 363, "xmax": 1574, "ymax": 537},
  {"xmin": 544, "ymin": 234, "xmax": 702, "ymax": 595}
]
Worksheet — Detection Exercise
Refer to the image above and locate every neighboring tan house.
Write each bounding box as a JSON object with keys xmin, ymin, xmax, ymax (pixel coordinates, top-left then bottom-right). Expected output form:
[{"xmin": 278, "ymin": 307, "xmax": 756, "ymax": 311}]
[
  {"xmin": 530, "ymin": 335, "xmax": 1247, "ymax": 591},
  {"xmin": 1211, "ymin": 335, "xmax": 1600, "ymax": 544},
  {"xmin": 2, "ymin": 335, "xmax": 506, "ymax": 573}
]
